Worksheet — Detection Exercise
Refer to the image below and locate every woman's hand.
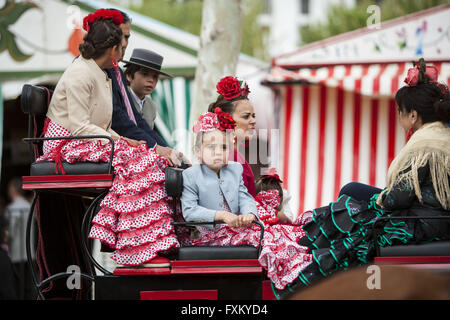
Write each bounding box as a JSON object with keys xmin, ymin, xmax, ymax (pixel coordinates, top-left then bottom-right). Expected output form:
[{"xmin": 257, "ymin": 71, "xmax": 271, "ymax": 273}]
[
  {"xmin": 155, "ymin": 145, "xmax": 180, "ymax": 167},
  {"xmin": 121, "ymin": 136, "xmax": 146, "ymax": 146},
  {"xmin": 178, "ymin": 152, "xmax": 192, "ymax": 168},
  {"xmin": 155, "ymin": 145, "xmax": 192, "ymax": 168}
]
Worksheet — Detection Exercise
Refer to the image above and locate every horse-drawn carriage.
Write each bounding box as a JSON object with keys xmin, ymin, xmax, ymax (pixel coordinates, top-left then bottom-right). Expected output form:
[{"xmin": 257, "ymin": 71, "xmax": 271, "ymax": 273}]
[{"xmin": 20, "ymin": 84, "xmax": 450, "ymax": 300}]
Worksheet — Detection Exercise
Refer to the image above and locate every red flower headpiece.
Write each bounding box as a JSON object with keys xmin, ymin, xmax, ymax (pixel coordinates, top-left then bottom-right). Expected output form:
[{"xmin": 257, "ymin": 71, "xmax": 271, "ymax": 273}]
[
  {"xmin": 193, "ymin": 108, "xmax": 237, "ymax": 134},
  {"xmin": 216, "ymin": 76, "xmax": 250, "ymax": 100},
  {"xmin": 404, "ymin": 58, "xmax": 439, "ymax": 87},
  {"xmin": 83, "ymin": 8, "xmax": 123, "ymax": 32},
  {"xmin": 261, "ymin": 168, "xmax": 283, "ymax": 183},
  {"xmin": 214, "ymin": 107, "xmax": 236, "ymax": 131},
  {"xmin": 193, "ymin": 112, "xmax": 220, "ymax": 134}
]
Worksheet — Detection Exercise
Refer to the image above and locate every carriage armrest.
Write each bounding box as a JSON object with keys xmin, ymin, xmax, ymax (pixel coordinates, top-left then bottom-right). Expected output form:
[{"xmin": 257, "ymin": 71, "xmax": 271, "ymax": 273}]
[
  {"xmin": 178, "ymin": 246, "xmax": 259, "ymax": 260},
  {"xmin": 165, "ymin": 167, "xmax": 184, "ymax": 197}
]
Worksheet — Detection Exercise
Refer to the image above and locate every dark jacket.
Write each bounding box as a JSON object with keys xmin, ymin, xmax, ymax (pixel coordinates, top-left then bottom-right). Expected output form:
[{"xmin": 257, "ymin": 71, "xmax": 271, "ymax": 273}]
[
  {"xmin": 105, "ymin": 68, "xmax": 167, "ymax": 148},
  {"xmin": 378, "ymin": 163, "xmax": 450, "ymax": 241}
]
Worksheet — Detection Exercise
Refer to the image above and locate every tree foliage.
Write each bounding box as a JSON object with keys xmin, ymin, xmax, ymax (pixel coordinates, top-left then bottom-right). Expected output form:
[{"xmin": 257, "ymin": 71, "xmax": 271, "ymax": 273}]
[{"xmin": 122, "ymin": 0, "xmax": 267, "ymax": 60}]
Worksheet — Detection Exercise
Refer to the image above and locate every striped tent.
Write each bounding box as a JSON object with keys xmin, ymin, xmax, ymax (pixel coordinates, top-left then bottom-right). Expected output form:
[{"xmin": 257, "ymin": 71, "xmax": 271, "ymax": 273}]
[{"xmin": 263, "ymin": 5, "xmax": 450, "ymax": 215}]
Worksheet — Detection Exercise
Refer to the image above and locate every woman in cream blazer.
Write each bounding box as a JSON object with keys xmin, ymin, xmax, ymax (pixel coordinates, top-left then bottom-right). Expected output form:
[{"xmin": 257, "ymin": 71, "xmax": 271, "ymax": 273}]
[
  {"xmin": 46, "ymin": 55, "xmax": 120, "ymax": 139},
  {"xmin": 39, "ymin": 12, "xmax": 181, "ymax": 267}
]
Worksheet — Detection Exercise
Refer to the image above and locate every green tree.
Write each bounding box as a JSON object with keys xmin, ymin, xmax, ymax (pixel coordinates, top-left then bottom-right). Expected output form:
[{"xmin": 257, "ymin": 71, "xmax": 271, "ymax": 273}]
[
  {"xmin": 300, "ymin": 0, "xmax": 449, "ymax": 45},
  {"xmin": 129, "ymin": 0, "xmax": 203, "ymax": 36},
  {"xmin": 111, "ymin": 0, "xmax": 267, "ymax": 60},
  {"xmin": 241, "ymin": 0, "xmax": 269, "ymax": 61}
]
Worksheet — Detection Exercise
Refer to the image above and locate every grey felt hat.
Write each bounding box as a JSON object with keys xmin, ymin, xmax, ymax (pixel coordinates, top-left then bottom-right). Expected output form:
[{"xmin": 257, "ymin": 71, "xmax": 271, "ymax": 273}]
[{"xmin": 122, "ymin": 48, "xmax": 172, "ymax": 78}]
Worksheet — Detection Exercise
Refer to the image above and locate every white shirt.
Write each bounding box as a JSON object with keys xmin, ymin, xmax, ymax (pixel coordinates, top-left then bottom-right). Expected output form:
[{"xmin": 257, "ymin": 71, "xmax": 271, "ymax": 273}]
[
  {"xmin": 129, "ymin": 88, "xmax": 145, "ymax": 113},
  {"xmin": 281, "ymin": 189, "xmax": 297, "ymax": 222}
]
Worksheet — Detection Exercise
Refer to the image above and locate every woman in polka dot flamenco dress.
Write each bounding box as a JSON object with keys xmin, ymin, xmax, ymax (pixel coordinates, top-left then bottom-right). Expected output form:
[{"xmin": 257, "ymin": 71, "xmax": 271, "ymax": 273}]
[{"xmin": 37, "ymin": 10, "xmax": 180, "ymax": 267}]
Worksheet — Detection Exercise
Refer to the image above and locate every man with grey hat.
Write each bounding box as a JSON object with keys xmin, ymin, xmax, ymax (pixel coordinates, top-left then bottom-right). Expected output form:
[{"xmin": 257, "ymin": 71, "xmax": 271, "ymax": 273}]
[{"xmin": 105, "ymin": 10, "xmax": 189, "ymax": 167}]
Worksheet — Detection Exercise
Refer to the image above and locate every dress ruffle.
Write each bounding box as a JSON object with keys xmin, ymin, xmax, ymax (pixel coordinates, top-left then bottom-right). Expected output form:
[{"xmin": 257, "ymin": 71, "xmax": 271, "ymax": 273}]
[
  {"xmin": 38, "ymin": 120, "xmax": 179, "ymax": 266},
  {"xmin": 111, "ymin": 235, "xmax": 179, "ymax": 266},
  {"xmin": 258, "ymin": 225, "xmax": 312, "ymax": 290},
  {"xmin": 296, "ymin": 194, "xmax": 418, "ymax": 284}
]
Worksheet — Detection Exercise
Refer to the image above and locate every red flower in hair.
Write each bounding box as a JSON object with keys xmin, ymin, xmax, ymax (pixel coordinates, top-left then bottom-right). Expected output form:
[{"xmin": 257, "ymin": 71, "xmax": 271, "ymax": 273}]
[
  {"xmin": 83, "ymin": 8, "xmax": 123, "ymax": 32},
  {"xmin": 424, "ymin": 65, "xmax": 438, "ymax": 83},
  {"xmin": 241, "ymin": 82, "xmax": 250, "ymax": 96},
  {"xmin": 404, "ymin": 58, "xmax": 439, "ymax": 87},
  {"xmin": 193, "ymin": 112, "xmax": 220, "ymax": 134},
  {"xmin": 216, "ymin": 76, "xmax": 250, "ymax": 100},
  {"xmin": 261, "ymin": 168, "xmax": 283, "ymax": 183},
  {"xmin": 404, "ymin": 67, "xmax": 420, "ymax": 87},
  {"xmin": 214, "ymin": 107, "xmax": 236, "ymax": 131},
  {"xmin": 82, "ymin": 14, "xmax": 96, "ymax": 31}
]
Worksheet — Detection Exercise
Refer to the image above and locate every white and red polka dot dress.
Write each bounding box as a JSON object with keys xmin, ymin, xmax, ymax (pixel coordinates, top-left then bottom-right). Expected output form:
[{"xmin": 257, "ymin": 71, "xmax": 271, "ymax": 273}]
[
  {"xmin": 38, "ymin": 119, "xmax": 179, "ymax": 266},
  {"xmin": 189, "ymin": 189, "xmax": 314, "ymax": 290}
]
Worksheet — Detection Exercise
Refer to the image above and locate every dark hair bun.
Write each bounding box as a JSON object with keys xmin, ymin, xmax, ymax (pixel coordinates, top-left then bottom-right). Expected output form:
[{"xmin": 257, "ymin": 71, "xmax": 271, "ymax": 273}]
[
  {"xmin": 78, "ymin": 41, "xmax": 96, "ymax": 60},
  {"xmin": 207, "ymin": 102, "xmax": 216, "ymax": 112},
  {"xmin": 78, "ymin": 19, "xmax": 122, "ymax": 60},
  {"xmin": 433, "ymin": 98, "xmax": 450, "ymax": 123}
]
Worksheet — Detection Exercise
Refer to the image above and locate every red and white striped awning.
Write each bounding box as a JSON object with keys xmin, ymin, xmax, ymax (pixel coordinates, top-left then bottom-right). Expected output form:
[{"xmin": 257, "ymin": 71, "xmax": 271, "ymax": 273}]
[
  {"xmin": 266, "ymin": 61, "xmax": 450, "ymax": 215},
  {"xmin": 264, "ymin": 62, "xmax": 450, "ymax": 97},
  {"xmin": 263, "ymin": 5, "xmax": 450, "ymax": 216}
]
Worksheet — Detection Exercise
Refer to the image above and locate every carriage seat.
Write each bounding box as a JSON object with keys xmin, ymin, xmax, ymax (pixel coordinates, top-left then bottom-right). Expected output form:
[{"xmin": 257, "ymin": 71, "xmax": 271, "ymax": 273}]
[
  {"xmin": 165, "ymin": 167, "xmax": 261, "ymax": 261},
  {"xmin": 21, "ymin": 84, "xmax": 112, "ymax": 177},
  {"xmin": 177, "ymin": 246, "xmax": 258, "ymax": 260},
  {"xmin": 379, "ymin": 241, "xmax": 450, "ymax": 257},
  {"xmin": 30, "ymin": 161, "xmax": 111, "ymax": 176}
]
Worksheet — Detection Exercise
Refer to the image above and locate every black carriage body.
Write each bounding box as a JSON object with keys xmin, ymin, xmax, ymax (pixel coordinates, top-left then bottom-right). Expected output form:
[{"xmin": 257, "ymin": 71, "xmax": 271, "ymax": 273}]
[{"xmin": 95, "ymin": 272, "xmax": 265, "ymax": 300}]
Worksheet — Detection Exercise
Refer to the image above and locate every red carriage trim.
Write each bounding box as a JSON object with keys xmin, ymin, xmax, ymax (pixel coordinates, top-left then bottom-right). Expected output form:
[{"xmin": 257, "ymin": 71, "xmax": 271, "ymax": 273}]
[
  {"xmin": 22, "ymin": 174, "xmax": 113, "ymax": 182},
  {"xmin": 171, "ymin": 259, "xmax": 263, "ymax": 275},
  {"xmin": 140, "ymin": 290, "xmax": 218, "ymax": 300},
  {"xmin": 262, "ymin": 280, "xmax": 276, "ymax": 300},
  {"xmin": 374, "ymin": 256, "xmax": 450, "ymax": 264},
  {"xmin": 113, "ymin": 267, "xmax": 171, "ymax": 276},
  {"xmin": 171, "ymin": 259, "xmax": 260, "ymax": 267},
  {"xmin": 22, "ymin": 174, "xmax": 113, "ymax": 189},
  {"xmin": 171, "ymin": 266, "xmax": 263, "ymax": 275}
]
